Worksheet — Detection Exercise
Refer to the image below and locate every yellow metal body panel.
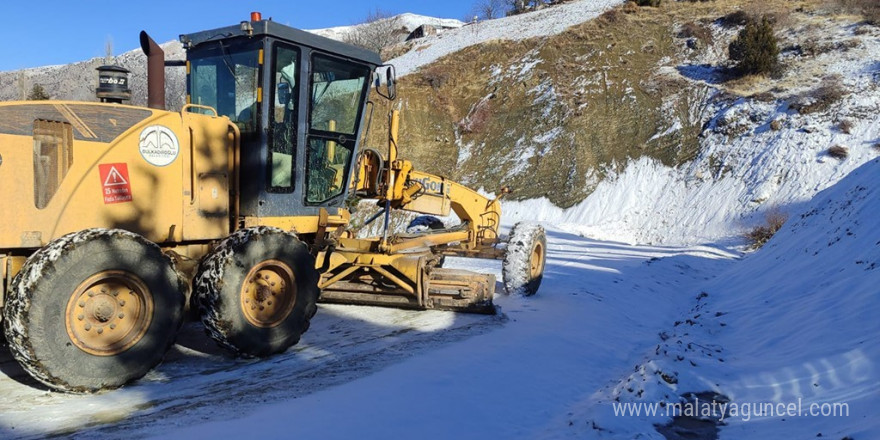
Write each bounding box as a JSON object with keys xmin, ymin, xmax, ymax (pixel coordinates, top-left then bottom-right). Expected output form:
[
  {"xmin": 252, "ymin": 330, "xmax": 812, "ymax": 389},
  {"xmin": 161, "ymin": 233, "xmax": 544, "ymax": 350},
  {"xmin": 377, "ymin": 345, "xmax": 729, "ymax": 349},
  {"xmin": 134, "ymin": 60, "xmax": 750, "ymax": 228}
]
[
  {"xmin": 243, "ymin": 209, "xmax": 348, "ymax": 234},
  {"xmin": 0, "ymin": 101, "xmax": 233, "ymax": 249}
]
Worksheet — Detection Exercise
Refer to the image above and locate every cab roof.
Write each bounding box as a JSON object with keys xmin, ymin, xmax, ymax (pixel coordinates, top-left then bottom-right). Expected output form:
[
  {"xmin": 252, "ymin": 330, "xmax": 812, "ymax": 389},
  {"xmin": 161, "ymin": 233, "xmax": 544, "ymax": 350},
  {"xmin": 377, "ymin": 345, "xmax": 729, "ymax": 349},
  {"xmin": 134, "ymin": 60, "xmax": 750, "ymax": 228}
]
[{"xmin": 180, "ymin": 19, "xmax": 383, "ymax": 67}]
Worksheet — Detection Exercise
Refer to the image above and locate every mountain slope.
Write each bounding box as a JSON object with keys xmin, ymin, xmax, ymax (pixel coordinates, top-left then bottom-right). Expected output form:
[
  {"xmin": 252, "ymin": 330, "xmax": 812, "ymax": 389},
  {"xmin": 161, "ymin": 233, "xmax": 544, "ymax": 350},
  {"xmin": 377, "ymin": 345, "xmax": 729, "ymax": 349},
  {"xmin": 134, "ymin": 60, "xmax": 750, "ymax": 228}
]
[
  {"xmin": 579, "ymin": 158, "xmax": 880, "ymax": 438},
  {"xmin": 367, "ymin": 0, "xmax": 880, "ymax": 245}
]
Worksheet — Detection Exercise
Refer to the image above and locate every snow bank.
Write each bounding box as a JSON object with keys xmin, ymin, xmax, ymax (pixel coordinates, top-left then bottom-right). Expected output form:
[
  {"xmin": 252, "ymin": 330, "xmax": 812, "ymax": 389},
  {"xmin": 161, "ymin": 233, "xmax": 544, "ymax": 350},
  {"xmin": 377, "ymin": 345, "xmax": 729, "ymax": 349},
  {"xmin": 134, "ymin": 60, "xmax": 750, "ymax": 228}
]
[
  {"xmin": 307, "ymin": 13, "xmax": 464, "ymax": 42},
  {"xmin": 583, "ymin": 158, "xmax": 880, "ymax": 438},
  {"xmin": 389, "ymin": 0, "xmax": 624, "ymax": 77}
]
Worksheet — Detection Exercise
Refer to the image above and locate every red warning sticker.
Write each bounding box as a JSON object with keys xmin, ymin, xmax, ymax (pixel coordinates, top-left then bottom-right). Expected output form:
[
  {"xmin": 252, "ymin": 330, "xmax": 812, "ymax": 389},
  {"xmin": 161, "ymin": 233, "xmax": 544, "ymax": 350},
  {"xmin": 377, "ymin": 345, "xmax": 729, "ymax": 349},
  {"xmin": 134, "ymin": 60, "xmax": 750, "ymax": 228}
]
[{"xmin": 98, "ymin": 163, "xmax": 133, "ymax": 204}]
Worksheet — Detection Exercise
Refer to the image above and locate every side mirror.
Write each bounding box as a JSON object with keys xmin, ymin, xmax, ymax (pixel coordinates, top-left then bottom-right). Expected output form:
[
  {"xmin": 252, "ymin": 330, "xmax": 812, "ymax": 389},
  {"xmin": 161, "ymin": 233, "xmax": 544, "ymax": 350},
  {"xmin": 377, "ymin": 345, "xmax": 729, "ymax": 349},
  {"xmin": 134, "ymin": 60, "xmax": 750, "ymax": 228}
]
[
  {"xmin": 375, "ymin": 64, "xmax": 397, "ymax": 100},
  {"xmin": 277, "ymin": 82, "xmax": 291, "ymax": 106},
  {"xmin": 386, "ymin": 66, "xmax": 396, "ymax": 100}
]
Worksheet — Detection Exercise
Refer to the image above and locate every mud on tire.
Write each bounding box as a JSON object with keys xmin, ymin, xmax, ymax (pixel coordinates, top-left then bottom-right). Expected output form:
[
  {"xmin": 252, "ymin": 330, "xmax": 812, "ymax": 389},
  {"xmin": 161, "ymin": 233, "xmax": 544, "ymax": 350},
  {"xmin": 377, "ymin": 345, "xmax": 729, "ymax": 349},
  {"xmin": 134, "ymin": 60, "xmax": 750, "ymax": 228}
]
[
  {"xmin": 502, "ymin": 222, "xmax": 547, "ymax": 296},
  {"xmin": 195, "ymin": 227, "xmax": 319, "ymax": 358},
  {"xmin": 2, "ymin": 229, "xmax": 187, "ymax": 393}
]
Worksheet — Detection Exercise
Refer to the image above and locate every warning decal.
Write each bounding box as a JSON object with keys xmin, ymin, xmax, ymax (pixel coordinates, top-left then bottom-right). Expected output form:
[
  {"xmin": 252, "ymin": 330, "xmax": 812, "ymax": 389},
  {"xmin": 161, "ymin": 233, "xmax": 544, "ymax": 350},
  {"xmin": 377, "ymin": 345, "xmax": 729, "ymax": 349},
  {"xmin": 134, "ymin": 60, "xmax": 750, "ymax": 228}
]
[{"xmin": 98, "ymin": 163, "xmax": 133, "ymax": 204}]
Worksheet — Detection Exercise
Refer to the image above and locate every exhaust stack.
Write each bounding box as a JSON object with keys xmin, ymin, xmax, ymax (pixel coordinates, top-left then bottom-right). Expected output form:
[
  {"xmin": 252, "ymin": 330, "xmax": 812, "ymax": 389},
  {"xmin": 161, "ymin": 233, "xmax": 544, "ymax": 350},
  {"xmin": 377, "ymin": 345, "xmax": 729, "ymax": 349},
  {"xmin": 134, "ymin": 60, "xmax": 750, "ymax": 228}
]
[{"xmin": 139, "ymin": 31, "xmax": 165, "ymax": 110}]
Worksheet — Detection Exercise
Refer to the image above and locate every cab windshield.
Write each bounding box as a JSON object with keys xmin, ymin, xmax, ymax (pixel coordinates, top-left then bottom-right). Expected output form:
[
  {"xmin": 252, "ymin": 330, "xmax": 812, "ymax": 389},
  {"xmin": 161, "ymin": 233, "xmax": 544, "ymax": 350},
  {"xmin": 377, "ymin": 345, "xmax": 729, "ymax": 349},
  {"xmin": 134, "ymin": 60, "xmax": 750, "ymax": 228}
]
[{"xmin": 188, "ymin": 42, "xmax": 261, "ymax": 133}]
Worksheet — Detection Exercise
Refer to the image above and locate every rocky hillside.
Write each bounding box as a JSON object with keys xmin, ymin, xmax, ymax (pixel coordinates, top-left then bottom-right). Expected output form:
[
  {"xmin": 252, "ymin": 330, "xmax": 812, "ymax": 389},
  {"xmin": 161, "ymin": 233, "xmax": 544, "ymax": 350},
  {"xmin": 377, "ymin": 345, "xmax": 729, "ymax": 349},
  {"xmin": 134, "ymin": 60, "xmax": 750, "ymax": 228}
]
[
  {"xmin": 369, "ymin": 0, "xmax": 879, "ymax": 212},
  {"xmin": 0, "ymin": 41, "xmax": 186, "ymax": 110}
]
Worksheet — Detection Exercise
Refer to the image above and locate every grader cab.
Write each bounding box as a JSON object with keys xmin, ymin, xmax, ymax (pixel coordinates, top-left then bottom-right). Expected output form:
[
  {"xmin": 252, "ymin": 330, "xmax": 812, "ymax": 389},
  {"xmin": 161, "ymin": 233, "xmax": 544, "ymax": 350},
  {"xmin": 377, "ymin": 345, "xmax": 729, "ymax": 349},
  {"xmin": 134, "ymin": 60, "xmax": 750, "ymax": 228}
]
[{"xmin": 0, "ymin": 13, "xmax": 547, "ymax": 393}]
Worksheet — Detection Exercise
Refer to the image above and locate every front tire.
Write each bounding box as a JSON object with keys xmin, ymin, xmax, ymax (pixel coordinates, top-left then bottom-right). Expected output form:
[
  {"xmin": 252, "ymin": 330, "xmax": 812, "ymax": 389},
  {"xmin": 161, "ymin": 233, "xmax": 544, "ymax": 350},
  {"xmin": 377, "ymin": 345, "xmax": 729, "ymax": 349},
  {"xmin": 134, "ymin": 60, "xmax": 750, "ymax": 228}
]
[
  {"xmin": 502, "ymin": 222, "xmax": 547, "ymax": 296},
  {"xmin": 195, "ymin": 227, "xmax": 319, "ymax": 357},
  {"xmin": 2, "ymin": 229, "xmax": 186, "ymax": 393}
]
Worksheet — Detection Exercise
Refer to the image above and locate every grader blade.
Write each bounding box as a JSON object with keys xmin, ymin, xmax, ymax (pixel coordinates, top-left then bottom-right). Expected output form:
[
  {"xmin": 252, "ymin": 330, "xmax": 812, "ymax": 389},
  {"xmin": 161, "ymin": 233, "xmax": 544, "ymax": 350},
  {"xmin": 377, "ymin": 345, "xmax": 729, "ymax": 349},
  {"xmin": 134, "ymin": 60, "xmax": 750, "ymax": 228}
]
[
  {"xmin": 424, "ymin": 268, "xmax": 495, "ymax": 314},
  {"xmin": 318, "ymin": 252, "xmax": 496, "ymax": 314}
]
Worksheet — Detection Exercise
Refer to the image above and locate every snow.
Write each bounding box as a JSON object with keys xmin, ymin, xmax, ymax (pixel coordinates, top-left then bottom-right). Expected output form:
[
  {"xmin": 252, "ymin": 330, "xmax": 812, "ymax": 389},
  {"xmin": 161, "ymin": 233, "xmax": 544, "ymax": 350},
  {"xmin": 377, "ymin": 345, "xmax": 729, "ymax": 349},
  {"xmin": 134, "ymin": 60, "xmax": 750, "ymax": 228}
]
[
  {"xmin": 389, "ymin": 0, "xmax": 624, "ymax": 77},
  {"xmin": 576, "ymin": 158, "xmax": 880, "ymax": 439},
  {"xmin": 0, "ymin": 1, "xmax": 878, "ymax": 439},
  {"xmin": 306, "ymin": 13, "xmax": 465, "ymax": 42}
]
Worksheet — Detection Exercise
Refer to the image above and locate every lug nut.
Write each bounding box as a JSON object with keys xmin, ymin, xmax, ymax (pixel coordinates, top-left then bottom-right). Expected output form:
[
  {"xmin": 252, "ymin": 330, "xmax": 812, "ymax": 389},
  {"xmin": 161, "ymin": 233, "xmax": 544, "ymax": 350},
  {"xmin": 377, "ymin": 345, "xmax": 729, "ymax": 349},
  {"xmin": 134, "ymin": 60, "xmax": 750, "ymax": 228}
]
[
  {"xmin": 100, "ymin": 287, "xmax": 107, "ymax": 293},
  {"xmin": 245, "ymin": 298, "xmax": 250, "ymax": 303},
  {"xmin": 259, "ymin": 306, "xmax": 264, "ymax": 311},
  {"xmin": 77, "ymin": 314, "xmax": 84, "ymax": 321},
  {"xmin": 118, "ymin": 313, "xmax": 125, "ymax": 319},
  {"xmin": 96, "ymin": 328, "xmax": 104, "ymax": 334},
  {"xmin": 119, "ymin": 300, "xmax": 126, "ymax": 307},
  {"xmin": 79, "ymin": 301, "xmax": 86, "ymax": 308},
  {"xmin": 267, "ymin": 301, "xmax": 272, "ymax": 306},
  {"xmin": 112, "ymin": 290, "xmax": 119, "ymax": 297},
  {"xmin": 109, "ymin": 324, "xmax": 116, "ymax": 330},
  {"xmin": 84, "ymin": 323, "xmax": 92, "ymax": 331},
  {"xmin": 88, "ymin": 291, "xmax": 95, "ymax": 297}
]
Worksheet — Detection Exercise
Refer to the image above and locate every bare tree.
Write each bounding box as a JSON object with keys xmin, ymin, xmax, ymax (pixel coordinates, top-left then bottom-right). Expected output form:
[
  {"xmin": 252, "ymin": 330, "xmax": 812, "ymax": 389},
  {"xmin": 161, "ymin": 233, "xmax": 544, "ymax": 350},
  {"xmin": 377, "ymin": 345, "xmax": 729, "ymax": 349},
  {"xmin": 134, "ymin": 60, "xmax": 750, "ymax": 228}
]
[
  {"xmin": 343, "ymin": 9, "xmax": 402, "ymax": 54},
  {"xmin": 505, "ymin": 0, "xmax": 548, "ymax": 15},
  {"xmin": 473, "ymin": 0, "xmax": 509, "ymax": 19}
]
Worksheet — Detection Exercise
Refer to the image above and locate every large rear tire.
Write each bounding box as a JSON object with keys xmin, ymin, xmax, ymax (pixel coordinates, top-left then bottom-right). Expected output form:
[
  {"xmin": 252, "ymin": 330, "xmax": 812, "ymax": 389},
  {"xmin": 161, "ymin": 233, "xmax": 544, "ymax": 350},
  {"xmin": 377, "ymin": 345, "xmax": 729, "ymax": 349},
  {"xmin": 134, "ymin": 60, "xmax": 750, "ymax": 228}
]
[
  {"xmin": 2, "ymin": 229, "xmax": 186, "ymax": 393},
  {"xmin": 195, "ymin": 227, "xmax": 319, "ymax": 358},
  {"xmin": 502, "ymin": 222, "xmax": 547, "ymax": 296}
]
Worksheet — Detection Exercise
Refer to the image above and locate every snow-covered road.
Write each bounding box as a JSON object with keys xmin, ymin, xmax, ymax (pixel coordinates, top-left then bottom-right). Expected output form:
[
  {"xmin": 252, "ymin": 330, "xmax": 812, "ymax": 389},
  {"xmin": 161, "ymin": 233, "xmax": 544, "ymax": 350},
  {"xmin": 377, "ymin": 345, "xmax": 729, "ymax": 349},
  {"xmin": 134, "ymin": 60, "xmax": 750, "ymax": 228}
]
[{"xmin": 0, "ymin": 229, "xmax": 737, "ymax": 439}]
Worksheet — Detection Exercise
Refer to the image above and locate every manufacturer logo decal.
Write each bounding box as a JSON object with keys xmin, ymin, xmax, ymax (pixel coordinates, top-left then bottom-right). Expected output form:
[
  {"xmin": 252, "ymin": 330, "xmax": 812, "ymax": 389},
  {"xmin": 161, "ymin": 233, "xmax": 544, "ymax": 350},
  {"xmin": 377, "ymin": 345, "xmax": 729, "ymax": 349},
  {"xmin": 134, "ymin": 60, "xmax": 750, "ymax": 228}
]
[
  {"xmin": 99, "ymin": 163, "xmax": 133, "ymax": 204},
  {"xmin": 139, "ymin": 125, "xmax": 179, "ymax": 167}
]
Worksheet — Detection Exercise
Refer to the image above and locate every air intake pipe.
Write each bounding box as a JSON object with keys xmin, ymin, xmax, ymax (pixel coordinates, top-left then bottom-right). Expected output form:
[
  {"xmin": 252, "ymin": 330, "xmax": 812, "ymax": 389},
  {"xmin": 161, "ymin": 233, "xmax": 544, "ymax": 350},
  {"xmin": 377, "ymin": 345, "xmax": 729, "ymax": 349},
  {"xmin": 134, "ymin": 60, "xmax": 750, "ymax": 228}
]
[{"xmin": 139, "ymin": 31, "xmax": 165, "ymax": 110}]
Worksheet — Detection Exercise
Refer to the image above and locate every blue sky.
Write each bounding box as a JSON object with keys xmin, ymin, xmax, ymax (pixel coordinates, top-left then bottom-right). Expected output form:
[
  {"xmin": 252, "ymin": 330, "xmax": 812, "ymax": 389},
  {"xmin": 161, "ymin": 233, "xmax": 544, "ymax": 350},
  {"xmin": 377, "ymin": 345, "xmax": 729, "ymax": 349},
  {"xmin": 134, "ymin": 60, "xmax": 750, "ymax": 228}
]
[{"xmin": 0, "ymin": 0, "xmax": 476, "ymax": 71}]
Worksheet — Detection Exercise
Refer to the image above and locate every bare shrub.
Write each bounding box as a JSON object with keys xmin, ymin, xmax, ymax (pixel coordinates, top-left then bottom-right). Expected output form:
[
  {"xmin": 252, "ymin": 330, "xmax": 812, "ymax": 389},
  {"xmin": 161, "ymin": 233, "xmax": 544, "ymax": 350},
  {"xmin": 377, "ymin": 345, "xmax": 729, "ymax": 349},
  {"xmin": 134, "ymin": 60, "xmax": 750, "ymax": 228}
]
[
  {"xmin": 822, "ymin": 0, "xmax": 880, "ymax": 25},
  {"xmin": 802, "ymin": 38, "xmax": 861, "ymax": 56},
  {"xmin": 827, "ymin": 145, "xmax": 849, "ymax": 159},
  {"xmin": 678, "ymin": 22, "xmax": 713, "ymax": 45},
  {"xmin": 854, "ymin": 24, "xmax": 873, "ymax": 35},
  {"xmin": 792, "ymin": 76, "xmax": 847, "ymax": 114},
  {"xmin": 838, "ymin": 119, "xmax": 854, "ymax": 134},
  {"xmin": 635, "ymin": 0, "xmax": 661, "ymax": 7},
  {"xmin": 770, "ymin": 119, "xmax": 783, "ymax": 130},
  {"xmin": 420, "ymin": 65, "xmax": 451, "ymax": 90},
  {"xmin": 751, "ymin": 91, "xmax": 776, "ymax": 102},
  {"xmin": 599, "ymin": 8, "xmax": 624, "ymax": 23},
  {"xmin": 622, "ymin": 1, "xmax": 639, "ymax": 14},
  {"xmin": 745, "ymin": 208, "xmax": 788, "ymax": 249},
  {"xmin": 718, "ymin": 10, "xmax": 751, "ymax": 28}
]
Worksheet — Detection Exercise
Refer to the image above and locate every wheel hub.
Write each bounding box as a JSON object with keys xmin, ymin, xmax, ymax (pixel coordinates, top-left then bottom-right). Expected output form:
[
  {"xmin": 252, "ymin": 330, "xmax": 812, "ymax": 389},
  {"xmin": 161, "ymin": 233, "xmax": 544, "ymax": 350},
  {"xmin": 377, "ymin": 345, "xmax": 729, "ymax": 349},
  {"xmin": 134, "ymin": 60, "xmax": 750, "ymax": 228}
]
[
  {"xmin": 65, "ymin": 271, "xmax": 154, "ymax": 356},
  {"xmin": 240, "ymin": 260, "xmax": 297, "ymax": 328},
  {"xmin": 530, "ymin": 242, "xmax": 545, "ymax": 279}
]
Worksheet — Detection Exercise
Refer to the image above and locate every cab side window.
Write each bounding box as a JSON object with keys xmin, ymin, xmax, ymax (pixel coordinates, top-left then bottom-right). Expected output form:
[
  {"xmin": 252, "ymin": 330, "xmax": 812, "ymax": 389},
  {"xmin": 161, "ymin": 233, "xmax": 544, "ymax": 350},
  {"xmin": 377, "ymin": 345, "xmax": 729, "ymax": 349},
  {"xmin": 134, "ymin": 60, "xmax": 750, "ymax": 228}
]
[
  {"xmin": 305, "ymin": 55, "xmax": 369, "ymax": 204},
  {"xmin": 268, "ymin": 45, "xmax": 299, "ymax": 192}
]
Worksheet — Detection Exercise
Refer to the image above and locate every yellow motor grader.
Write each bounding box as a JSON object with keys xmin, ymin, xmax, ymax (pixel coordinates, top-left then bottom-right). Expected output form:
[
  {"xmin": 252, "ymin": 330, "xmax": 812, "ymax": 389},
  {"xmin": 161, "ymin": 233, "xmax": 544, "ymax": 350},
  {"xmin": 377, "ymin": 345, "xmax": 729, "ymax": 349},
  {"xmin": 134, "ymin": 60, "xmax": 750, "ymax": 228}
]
[{"xmin": 0, "ymin": 13, "xmax": 546, "ymax": 393}]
